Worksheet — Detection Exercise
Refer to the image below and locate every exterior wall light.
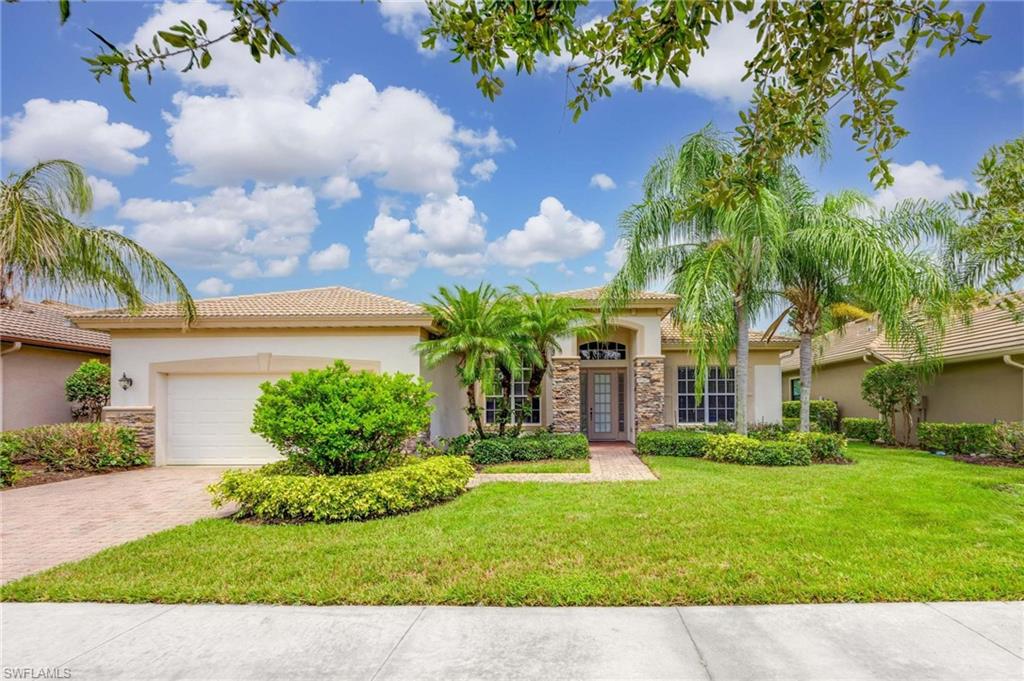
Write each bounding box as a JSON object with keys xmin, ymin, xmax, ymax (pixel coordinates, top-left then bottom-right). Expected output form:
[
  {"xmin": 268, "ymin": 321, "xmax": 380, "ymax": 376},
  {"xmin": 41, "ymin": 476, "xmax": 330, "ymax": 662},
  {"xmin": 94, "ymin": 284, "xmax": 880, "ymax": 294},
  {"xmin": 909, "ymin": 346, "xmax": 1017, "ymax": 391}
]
[{"xmin": 118, "ymin": 372, "xmax": 134, "ymax": 390}]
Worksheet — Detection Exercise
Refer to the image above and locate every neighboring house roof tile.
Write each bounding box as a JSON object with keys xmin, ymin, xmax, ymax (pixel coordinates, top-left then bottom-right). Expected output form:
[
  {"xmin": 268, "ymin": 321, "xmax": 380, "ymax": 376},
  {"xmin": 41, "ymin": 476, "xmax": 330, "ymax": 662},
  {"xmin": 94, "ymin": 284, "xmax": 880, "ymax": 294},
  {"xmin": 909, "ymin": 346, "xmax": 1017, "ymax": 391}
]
[
  {"xmin": 660, "ymin": 316, "xmax": 797, "ymax": 348},
  {"xmin": 779, "ymin": 293, "xmax": 1024, "ymax": 371},
  {"xmin": 71, "ymin": 286, "xmax": 430, "ymax": 328},
  {"xmin": 555, "ymin": 285, "xmax": 680, "ymax": 302},
  {"xmin": 1, "ymin": 301, "xmax": 111, "ymax": 353}
]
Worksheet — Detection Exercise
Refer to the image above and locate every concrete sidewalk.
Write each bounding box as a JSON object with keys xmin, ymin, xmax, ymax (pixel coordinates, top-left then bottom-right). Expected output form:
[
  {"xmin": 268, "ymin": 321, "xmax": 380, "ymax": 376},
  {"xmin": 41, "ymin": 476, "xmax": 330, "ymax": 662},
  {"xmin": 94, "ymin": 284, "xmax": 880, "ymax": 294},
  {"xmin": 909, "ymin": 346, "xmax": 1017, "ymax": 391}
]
[{"xmin": 2, "ymin": 602, "xmax": 1020, "ymax": 680}]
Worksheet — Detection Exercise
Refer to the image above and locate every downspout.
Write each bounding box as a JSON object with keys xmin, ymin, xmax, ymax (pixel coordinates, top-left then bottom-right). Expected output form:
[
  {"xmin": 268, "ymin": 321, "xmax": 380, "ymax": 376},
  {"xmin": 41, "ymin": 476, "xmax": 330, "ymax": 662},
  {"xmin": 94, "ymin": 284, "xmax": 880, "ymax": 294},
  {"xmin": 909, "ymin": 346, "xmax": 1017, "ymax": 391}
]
[
  {"xmin": 1003, "ymin": 355, "xmax": 1024, "ymax": 421},
  {"xmin": 1, "ymin": 341, "xmax": 22, "ymax": 356}
]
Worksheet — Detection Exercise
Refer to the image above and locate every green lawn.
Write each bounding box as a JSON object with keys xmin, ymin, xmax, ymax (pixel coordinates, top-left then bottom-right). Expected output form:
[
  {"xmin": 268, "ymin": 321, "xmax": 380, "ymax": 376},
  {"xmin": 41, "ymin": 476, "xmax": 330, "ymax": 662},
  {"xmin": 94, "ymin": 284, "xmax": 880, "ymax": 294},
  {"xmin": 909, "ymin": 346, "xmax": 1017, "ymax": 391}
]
[
  {"xmin": 482, "ymin": 458, "xmax": 590, "ymax": 474},
  {"xmin": 3, "ymin": 444, "xmax": 1022, "ymax": 606}
]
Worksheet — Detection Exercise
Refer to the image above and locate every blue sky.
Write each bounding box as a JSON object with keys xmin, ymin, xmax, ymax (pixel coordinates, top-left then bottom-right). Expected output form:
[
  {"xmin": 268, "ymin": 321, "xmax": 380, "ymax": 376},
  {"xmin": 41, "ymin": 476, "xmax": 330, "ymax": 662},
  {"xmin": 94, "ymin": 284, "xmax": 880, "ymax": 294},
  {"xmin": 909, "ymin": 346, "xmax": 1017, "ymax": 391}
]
[{"xmin": 2, "ymin": 1, "xmax": 1022, "ymax": 310}]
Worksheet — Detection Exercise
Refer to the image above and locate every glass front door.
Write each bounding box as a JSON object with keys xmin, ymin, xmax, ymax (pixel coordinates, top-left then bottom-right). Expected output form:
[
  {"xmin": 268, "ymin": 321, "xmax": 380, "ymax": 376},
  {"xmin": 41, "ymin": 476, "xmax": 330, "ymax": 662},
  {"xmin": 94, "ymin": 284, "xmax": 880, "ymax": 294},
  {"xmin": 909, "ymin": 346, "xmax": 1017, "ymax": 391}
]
[{"xmin": 585, "ymin": 370, "xmax": 627, "ymax": 441}]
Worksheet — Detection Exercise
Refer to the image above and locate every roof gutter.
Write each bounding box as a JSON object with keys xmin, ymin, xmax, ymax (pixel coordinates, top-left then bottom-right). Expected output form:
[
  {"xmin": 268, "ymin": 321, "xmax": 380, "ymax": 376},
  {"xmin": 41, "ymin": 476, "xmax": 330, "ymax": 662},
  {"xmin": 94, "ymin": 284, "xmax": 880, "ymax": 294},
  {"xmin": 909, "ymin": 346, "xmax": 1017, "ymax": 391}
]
[
  {"xmin": 1, "ymin": 341, "xmax": 22, "ymax": 356},
  {"xmin": 1004, "ymin": 354, "xmax": 1024, "ymax": 421}
]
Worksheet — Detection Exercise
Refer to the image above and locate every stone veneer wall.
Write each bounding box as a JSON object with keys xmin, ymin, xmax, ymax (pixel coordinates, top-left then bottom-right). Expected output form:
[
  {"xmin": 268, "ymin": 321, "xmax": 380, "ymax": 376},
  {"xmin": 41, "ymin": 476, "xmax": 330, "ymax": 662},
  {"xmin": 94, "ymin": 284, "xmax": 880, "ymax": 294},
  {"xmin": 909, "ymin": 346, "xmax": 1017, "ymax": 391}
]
[
  {"xmin": 634, "ymin": 357, "xmax": 665, "ymax": 432},
  {"xmin": 551, "ymin": 357, "xmax": 581, "ymax": 433},
  {"xmin": 102, "ymin": 406, "xmax": 156, "ymax": 453}
]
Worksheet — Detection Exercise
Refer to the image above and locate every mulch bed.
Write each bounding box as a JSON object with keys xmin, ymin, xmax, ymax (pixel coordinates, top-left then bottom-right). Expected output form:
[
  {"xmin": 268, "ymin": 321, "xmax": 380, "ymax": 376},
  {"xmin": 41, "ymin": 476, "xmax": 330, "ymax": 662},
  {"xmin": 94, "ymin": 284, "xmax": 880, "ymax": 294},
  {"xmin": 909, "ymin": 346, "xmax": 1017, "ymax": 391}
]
[
  {"xmin": 2, "ymin": 464, "xmax": 140, "ymax": 490},
  {"xmin": 952, "ymin": 455, "xmax": 1024, "ymax": 468}
]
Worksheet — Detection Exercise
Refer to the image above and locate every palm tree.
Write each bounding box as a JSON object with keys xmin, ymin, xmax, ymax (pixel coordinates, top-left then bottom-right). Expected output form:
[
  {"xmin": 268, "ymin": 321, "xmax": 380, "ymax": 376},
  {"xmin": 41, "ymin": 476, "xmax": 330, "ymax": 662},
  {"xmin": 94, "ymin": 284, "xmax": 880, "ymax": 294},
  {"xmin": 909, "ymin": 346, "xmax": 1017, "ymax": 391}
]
[
  {"xmin": 510, "ymin": 284, "xmax": 595, "ymax": 436},
  {"xmin": 417, "ymin": 283, "xmax": 517, "ymax": 438},
  {"xmin": 1, "ymin": 160, "xmax": 195, "ymax": 320},
  {"xmin": 603, "ymin": 128, "xmax": 785, "ymax": 435}
]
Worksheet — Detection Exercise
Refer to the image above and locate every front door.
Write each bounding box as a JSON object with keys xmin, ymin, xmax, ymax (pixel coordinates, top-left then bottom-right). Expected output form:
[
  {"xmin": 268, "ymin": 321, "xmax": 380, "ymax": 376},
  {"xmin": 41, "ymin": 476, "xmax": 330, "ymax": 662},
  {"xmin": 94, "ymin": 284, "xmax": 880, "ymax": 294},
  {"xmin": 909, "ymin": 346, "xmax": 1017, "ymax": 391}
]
[{"xmin": 584, "ymin": 370, "xmax": 627, "ymax": 441}]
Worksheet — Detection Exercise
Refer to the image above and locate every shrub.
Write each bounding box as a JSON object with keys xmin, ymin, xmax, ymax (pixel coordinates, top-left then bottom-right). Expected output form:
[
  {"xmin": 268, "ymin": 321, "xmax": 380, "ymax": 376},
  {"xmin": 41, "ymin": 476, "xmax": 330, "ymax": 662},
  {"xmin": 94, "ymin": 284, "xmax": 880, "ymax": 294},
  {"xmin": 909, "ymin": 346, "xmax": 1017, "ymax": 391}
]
[
  {"xmin": 704, "ymin": 433, "xmax": 810, "ymax": 466},
  {"xmin": 251, "ymin": 361, "xmax": 434, "ymax": 476},
  {"xmin": 917, "ymin": 422, "xmax": 996, "ymax": 456},
  {"xmin": 1, "ymin": 423, "xmax": 146, "ymax": 471},
  {"xmin": 991, "ymin": 421, "xmax": 1024, "ymax": 464},
  {"xmin": 470, "ymin": 432, "xmax": 588, "ymax": 464},
  {"xmin": 636, "ymin": 430, "xmax": 711, "ymax": 457},
  {"xmin": 782, "ymin": 400, "xmax": 838, "ymax": 432},
  {"xmin": 748, "ymin": 423, "xmax": 791, "ymax": 441},
  {"xmin": 64, "ymin": 359, "xmax": 110, "ymax": 422},
  {"xmin": 781, "ymin": 417, "xmax": 820, "ymax": 432},
  {"xmin": 0, "ymin": 447, "xmax": 15, "ymax": 488},
  {"xmin": 209, "ymin": 455, "xmax": 475, "ymax": 522},
  {"xmin": 861, "ymin": 363, "xmax": 921, "ymax": 445},
  {"xmin": 842, "ymin": 417, "xmax": 888, "ymax": 443},
  {"xmin": 440, "ymin": 433, "xmax": 477, "ymax": 456},
  {"xmin": 787, "ymin": 431, "xmax": 849, "ymax": 463}
]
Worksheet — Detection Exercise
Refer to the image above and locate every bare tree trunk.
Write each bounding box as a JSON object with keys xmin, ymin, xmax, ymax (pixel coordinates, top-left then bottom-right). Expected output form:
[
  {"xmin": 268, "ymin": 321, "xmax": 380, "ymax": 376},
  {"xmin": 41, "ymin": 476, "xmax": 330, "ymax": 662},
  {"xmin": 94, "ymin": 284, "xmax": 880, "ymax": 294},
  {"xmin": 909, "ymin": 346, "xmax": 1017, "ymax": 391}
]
[
  {"xmin": 799, "ymin": 331, "xmax": 813, "ymax": 432},
  {"xmin": 466, "ymin": 384, "xmax": 485, "ymax": 439},
  {"xmin": 735, "ymin": 301, "xmax": 749, "ymax": 436}
]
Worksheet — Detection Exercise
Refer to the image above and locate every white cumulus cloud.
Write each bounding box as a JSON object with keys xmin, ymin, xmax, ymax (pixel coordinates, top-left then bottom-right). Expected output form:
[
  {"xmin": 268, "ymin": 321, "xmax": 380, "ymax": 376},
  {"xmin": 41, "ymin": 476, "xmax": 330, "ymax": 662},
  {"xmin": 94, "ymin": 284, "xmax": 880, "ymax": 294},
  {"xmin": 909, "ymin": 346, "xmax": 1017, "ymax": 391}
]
[
  {"xmin": 118, "ymin": 185, "xmax": 319, "ymax": 276},
  {"xmin": 87, "ymin": 176, "xmax": 121, "ymax": 210},
  {"xmin": 320, "ymin": 175, "xmax": 361, "ymax": 206},
  {"xmin": 470, "ymin": 158, "xmax": 498, "ymax": 182},
  {"xmin": 590, "ymin": 173, "xmax": 617, "ymax": 191},
  {"xmin": 308, "ymin": 243, "xmax": 352, "ymax": 272},
  {"xmin": 873, "ymin": 161, "xmax": 968, "ymax": 210},
  {"xmin": 2, "ymin": 99, "xmax": 150, "ymax": 174},
  {"xmin": 487, "ymin": 197, "xmax": 604, "ymax": 268},
  {"xmin": 379, "ymin": 1, "xmax": 431, "ymax": 41},
  {"xmin": 195, "ymin": 277, "xmax": 234, "ymax": 296}
]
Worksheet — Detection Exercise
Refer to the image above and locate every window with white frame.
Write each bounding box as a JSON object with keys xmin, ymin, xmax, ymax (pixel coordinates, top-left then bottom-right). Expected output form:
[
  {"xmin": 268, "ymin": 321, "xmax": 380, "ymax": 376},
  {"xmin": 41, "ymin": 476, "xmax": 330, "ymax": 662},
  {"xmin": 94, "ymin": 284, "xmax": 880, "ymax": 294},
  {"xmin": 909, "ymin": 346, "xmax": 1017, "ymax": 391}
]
[
  {"xmin": 485, "ymin": 369, "xmax": 541, "ymax": 424},
  {"xmin": 677, "ymin": 366, "xmax": 736, "ymax": 424}
]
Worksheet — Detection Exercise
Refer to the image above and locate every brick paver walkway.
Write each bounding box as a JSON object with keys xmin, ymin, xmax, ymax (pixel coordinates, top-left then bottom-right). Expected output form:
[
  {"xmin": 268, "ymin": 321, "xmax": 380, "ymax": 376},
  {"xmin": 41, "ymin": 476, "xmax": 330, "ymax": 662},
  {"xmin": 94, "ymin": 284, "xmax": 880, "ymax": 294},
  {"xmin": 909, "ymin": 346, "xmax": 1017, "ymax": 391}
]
[
  {"xmin": 469, "ymin": 442, "xmax": 656, "ymax": 487},
  {"xmin": 1, "ymin": 467, "xmax": 232, "ymax": 584}
]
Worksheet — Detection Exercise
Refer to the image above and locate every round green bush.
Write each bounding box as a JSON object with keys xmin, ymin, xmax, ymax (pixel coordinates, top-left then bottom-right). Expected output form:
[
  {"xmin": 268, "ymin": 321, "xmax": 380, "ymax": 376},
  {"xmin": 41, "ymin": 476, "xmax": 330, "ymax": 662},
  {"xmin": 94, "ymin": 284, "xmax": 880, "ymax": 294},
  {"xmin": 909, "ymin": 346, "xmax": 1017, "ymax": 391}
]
[
  {"xmin": 786, "ymin": 431, "xmax": 849, "ymax": 463},
  {"xmin": 209, "ymin": 455, "xmax": 475, "ymax": 522},
  {"xmin": 251, "ymin": 361, "xmax": 434, "ymax": 475},
  {"xmin": 65, "ymin": 359, "xmax": 110, "ymax": 422},
  {"xmin": 704, "ymin": 433, "xmax": 811, "ymax": 466}
]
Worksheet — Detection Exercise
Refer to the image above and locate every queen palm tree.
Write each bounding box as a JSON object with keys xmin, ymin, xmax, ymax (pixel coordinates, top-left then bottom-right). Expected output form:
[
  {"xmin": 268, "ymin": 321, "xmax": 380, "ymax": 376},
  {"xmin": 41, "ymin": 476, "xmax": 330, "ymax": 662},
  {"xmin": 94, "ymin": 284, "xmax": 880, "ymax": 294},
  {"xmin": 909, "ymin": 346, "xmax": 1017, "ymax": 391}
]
[
  {"xmin": 603, "ymin": 128, "xmax": 785, "ymax": 435},
  {"xmin": 765, "ymin": 179, "xmax": 955, "ymax": 431},
  {"xmin": 417, "ymin": 283, "xmax": 518, "ymax": 439},
  {"xmin": 1, "ymin": 160, "xmax": 195, "ymax": 320},
  {"xmin": 509, "ymin": 284, "xmax": 595, "ymax": 436}
]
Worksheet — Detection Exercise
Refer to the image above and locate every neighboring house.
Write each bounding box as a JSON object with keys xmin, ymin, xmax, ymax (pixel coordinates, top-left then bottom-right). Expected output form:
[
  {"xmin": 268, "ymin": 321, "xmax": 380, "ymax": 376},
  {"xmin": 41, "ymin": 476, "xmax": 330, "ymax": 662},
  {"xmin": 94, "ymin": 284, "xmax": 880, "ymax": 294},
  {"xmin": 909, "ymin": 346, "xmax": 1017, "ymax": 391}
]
[
  {"xmin": 1, "ymin": 301, "xmax": 111, "ymax": 431},
  {"xmin": 71, "ymin": 285, "xmax": 797, "ymax": 465},
  {"xmin": 780, "ymin": 297, "xmax": 1024, "ymax": 431}
]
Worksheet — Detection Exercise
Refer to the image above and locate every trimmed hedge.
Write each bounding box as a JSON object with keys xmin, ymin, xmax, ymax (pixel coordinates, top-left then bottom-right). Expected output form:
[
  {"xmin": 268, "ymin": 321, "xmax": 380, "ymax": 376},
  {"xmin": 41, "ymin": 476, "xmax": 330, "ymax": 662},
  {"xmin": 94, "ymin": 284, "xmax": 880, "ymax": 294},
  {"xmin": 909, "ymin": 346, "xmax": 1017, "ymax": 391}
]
[
  {"xmin": 209, "ymin": 455, "xmax": 475, "ymax": 522},
  {"xmin": 992, "ymin": 421, "xmax": 1024, "ymax": 464},
  {"xmin": 781, "ymin": 417, "xmax": 821, "ymax": 432},
  {"xmin": 782, "ymin": 400, "xmax": 838, "ymax": 432},
  {"xmin": 0, "ymin": 423, "xmax": 147, "ymax": 471},
  {"xmin": 917, "ymin": 422, "xmax": 996, "ymax": 456},
  {"xmin": 470, "ymin": 433, "xmax": 589, "ymax": 465},
  {"xmin": 842, "ymin": 417, "xmax": 888, "ymax": 443},
  {"xmin": 636, "ymin": 430, "xmax": 711, "ymax": 457},
  {"xmin": 787, "ymin": 431, "xmax": 849, "ymax": 463},
  {"xmin": 704, "ymin": 433, "xmax": 811, "ymax": 466}
]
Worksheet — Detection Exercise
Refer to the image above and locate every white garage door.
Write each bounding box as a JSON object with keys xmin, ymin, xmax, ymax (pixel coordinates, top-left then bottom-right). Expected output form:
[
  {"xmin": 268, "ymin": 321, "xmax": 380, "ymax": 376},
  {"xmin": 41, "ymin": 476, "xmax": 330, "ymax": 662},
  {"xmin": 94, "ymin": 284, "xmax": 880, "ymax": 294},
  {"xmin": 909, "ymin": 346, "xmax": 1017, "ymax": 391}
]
[{"xmin": 166, "ymin": 374, "xmax": 287, "ymax": 465}]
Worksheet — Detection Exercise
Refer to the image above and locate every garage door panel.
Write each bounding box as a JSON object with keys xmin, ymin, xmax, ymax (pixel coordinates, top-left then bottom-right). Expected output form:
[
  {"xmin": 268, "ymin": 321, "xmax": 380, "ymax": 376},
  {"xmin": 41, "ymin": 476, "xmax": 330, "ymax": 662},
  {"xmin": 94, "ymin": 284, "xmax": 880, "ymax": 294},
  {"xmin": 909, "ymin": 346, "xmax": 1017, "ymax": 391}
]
[{"xmin": 166, "ymin": 374, "xmax": 285, "ymax": 465}]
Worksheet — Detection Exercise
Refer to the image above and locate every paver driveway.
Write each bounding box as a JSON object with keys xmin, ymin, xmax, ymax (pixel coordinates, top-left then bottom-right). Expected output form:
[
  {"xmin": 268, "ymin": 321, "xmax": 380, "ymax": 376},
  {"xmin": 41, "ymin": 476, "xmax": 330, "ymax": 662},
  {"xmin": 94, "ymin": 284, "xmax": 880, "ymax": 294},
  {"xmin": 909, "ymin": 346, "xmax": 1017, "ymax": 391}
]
[{"xmin": 0, "ymin": 467, "xmax": 232, "ymax": 584}]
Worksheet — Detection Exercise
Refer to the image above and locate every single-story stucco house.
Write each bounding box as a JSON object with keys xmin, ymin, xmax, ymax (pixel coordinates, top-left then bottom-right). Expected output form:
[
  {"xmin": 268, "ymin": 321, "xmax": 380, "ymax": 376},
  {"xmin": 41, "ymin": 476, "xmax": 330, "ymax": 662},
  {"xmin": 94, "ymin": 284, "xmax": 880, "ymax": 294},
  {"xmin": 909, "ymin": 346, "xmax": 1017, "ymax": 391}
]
[
  {"xmin": 780, "ymin": 294, "xmax": 1024, "ymax": 434},
  {"xmin": 1, "ymin": 301, "xmax": 111, "ymax": 431},
  {"xmin": 70, "ymin": 285, "xmax": 797, "ymax": 465}
]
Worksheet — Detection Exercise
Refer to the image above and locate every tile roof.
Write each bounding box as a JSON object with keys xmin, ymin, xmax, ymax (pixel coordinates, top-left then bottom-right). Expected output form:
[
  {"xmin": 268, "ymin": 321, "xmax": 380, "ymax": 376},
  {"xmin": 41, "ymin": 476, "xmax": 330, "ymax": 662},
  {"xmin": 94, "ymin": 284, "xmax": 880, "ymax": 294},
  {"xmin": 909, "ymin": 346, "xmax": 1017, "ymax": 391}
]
[
  {"xmin": 779, "ymin": 293, "xmax": 1024, "ymax": 371},
  {"xmin": 1, "ymin": 301, "xmax": 110, "ymax": 352},
  {"xmin": 555, "ymin": 285, "xmax": 680, "ymax": 302},
  {"xmin": 71, "ymin": 286, "xmax": 428, "ymax": 326},
  {"xmin": 660, "ymin": 316, "xmax": 797, "ymax": 347}
]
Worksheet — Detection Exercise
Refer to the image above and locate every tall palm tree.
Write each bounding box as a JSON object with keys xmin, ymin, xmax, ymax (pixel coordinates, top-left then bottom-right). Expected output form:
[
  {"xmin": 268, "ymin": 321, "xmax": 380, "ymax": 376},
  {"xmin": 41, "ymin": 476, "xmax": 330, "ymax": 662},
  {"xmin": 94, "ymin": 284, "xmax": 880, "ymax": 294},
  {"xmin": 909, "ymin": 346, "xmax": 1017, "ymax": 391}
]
[
  {"xmin": 1, "ymin": 160, "xmax": 195, "ymax": 320},
  {"xmin": 603, "ymin": 128, "xmax": 785, "ymax": 435},
  {"xmin": 510, "ymin": 284, "xmax": 595, "ymax": 436},
  {"xmin": 766, "ymin": 179, "xmax": 953, "ymax": 431},
  {"xmin": 417, "ymin": 283, "xmax": 517, "ymax": 438}
]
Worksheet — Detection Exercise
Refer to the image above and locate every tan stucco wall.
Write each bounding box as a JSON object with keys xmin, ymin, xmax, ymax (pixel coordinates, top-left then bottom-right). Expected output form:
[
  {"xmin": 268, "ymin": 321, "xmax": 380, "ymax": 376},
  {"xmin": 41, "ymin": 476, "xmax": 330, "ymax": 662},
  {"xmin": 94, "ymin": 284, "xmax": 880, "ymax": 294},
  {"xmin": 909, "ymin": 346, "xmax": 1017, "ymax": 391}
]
[
  {"xmin": 781, "ymin": 358, "xmax": 882, "ymax": 420},
  {"xmin": 0, "ymin": 343, "xmax": 108, "ymax": 431},
  {"xmin": 664, "ymin": 349, "xmax": 783, "ymax": 425},
  {"xmin": 782, "ymin": 356, "xmax": 1024, "ymax": 424}
]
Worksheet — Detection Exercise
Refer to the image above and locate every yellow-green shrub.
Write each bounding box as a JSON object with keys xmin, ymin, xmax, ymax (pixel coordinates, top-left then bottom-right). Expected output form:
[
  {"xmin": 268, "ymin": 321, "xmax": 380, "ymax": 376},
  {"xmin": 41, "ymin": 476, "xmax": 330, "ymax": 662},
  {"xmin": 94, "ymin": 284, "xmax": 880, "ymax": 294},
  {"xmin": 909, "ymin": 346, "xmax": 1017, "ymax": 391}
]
[
  {"xmin": 209, "ymin": 455, "xmax": 475, "ymax": 522},
  {"xmin": 704, "ymin": 433, "xmax": 811, "ymax": 466}
]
